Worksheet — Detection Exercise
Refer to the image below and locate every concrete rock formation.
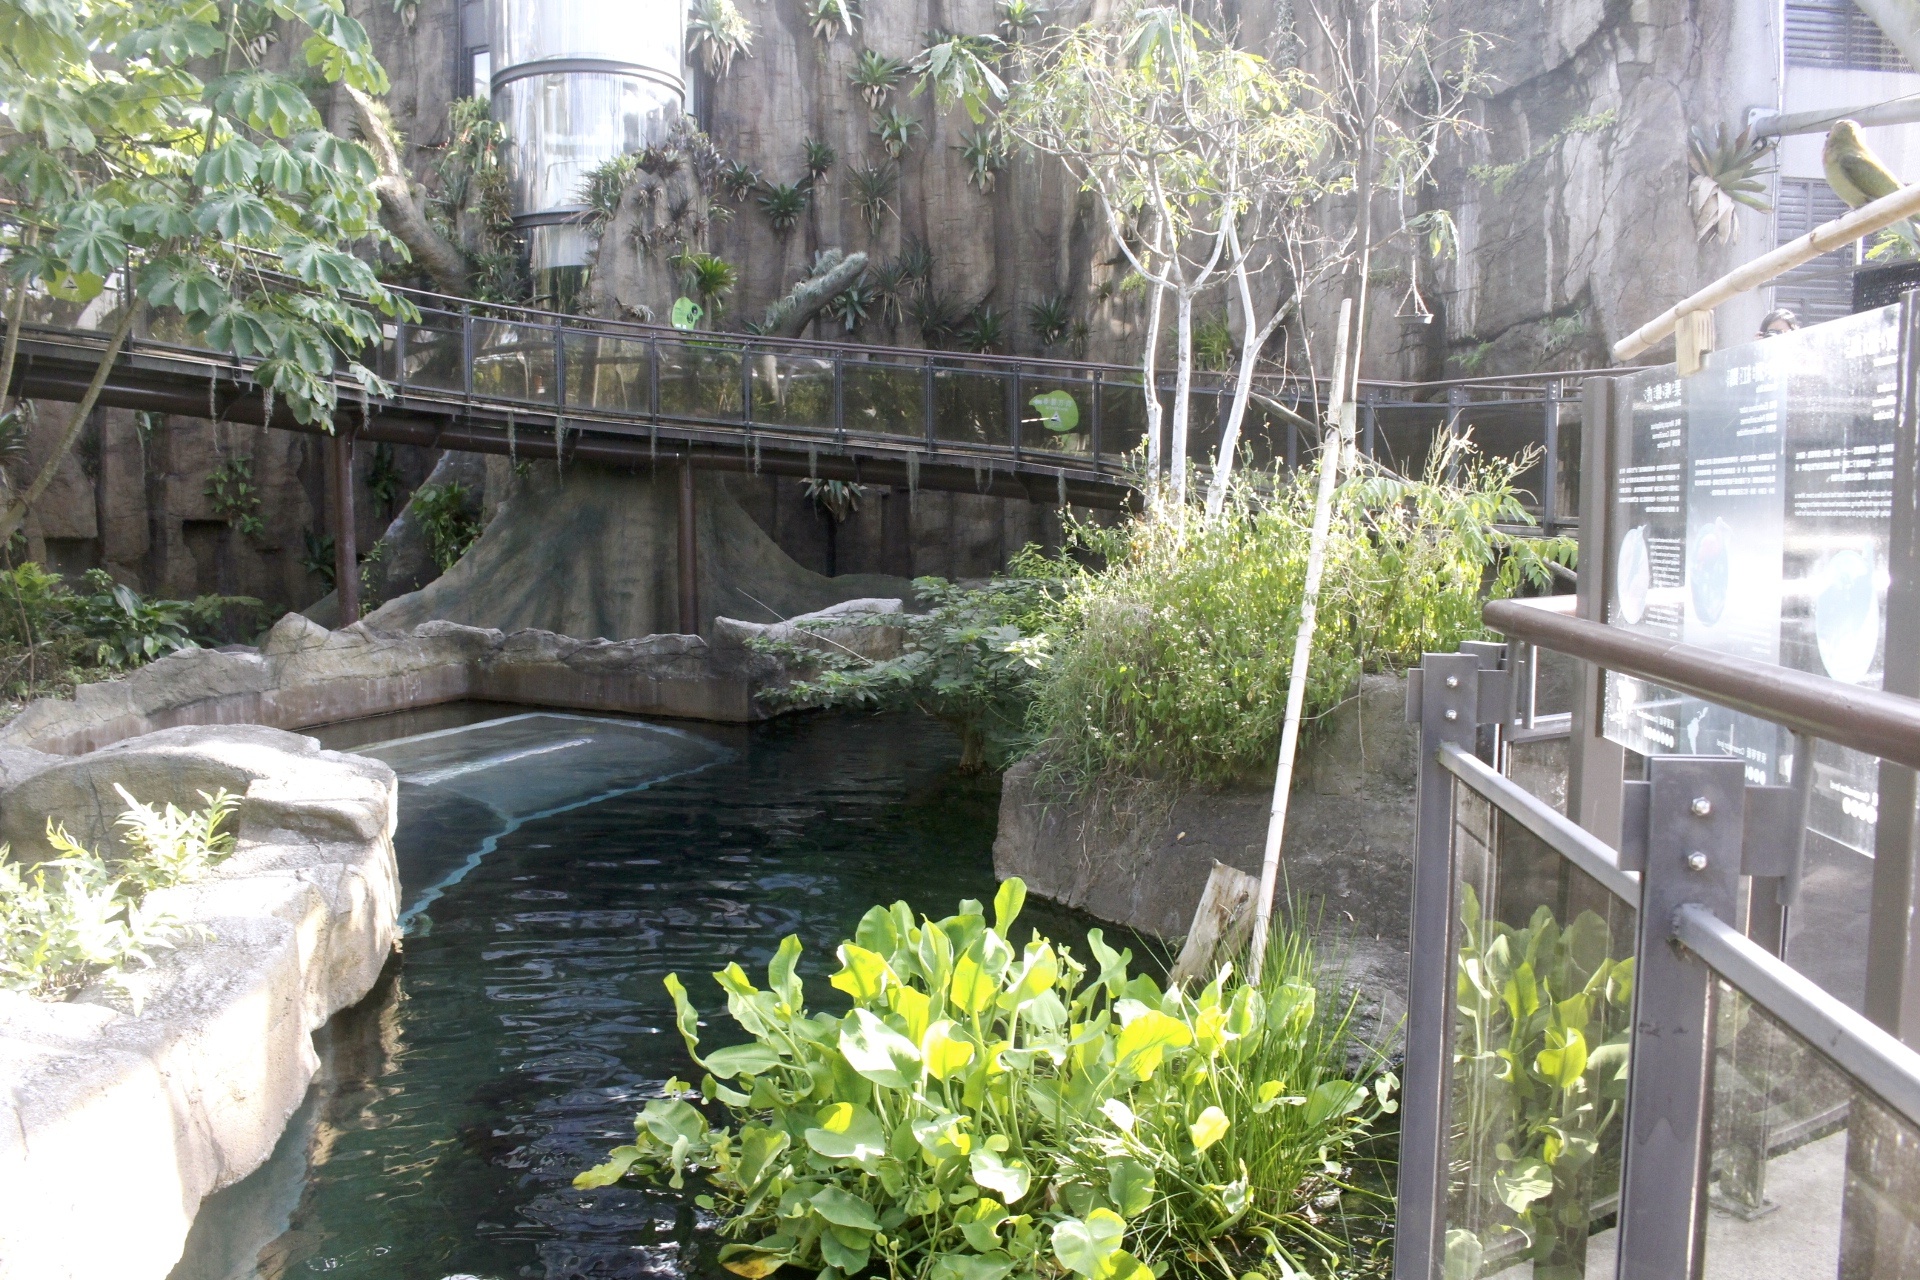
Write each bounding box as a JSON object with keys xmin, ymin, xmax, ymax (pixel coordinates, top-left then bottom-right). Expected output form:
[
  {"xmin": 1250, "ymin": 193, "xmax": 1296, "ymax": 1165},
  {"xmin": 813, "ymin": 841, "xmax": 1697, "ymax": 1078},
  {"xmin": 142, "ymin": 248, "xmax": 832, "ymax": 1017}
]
[{"xmin": 0, "ymin": 725, "xmax": 399, "ymax": 1280}]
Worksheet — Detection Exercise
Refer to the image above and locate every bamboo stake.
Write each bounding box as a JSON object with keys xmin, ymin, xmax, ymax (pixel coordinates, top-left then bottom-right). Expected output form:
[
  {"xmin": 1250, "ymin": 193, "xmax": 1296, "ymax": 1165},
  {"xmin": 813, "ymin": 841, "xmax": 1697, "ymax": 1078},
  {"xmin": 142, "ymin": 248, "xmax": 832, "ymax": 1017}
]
[
  {"xmin": 1614, "ymin": 179, "xmax": 1920, "ymax": 361},
  {"xmin": 1248, "ymin": 298, "xmax": 1353, "ymax": 982}
]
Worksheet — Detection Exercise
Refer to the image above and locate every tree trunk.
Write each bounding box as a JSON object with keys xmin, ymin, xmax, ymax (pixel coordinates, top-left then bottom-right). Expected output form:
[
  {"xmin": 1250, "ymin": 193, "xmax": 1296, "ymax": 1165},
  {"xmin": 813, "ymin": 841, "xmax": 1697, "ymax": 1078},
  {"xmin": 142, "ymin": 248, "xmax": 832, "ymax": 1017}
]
[
  {"xmin": 1206, "ymin": 242, "xmax": 1293, "ymax": 517},
  {"xmin": 0, "ymin": 304, "xmax": 139, "ymax": 548},
  {"xmin": 1141, "ymin": 279, "xmax": 1167, "ymax": 482},
  {"xmin": 342, "ymin": 84, "xmax": 471, "ymax": 295},
  {"xmin": 1170, "ymin": 290, "xmax": 1195, "ymax": 504}
]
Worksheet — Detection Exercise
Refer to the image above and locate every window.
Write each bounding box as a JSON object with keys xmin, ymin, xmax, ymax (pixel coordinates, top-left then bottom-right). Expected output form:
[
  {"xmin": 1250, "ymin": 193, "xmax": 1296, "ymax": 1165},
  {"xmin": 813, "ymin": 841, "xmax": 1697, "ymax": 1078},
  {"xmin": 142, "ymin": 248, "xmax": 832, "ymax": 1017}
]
[
  {"xmin": 461, "ymin": 0, "xmax": 490, "ymax": 99},
  {"xmin": 1773, "ymin": 178, "xmax": 1857, "ymax": 324},
  {"xmin": 1786, "ymin": 0, "xmax": 1911, "ymax": 71}
]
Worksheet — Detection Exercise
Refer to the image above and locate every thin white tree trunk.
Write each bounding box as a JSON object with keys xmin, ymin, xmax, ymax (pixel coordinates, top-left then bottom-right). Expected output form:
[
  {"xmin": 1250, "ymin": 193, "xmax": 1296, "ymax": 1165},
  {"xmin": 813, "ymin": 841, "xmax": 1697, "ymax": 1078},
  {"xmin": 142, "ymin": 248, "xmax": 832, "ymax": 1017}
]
[
  {"xmin": 1142, "ymin": 279, "xmax": 1166, "ymax": 481},
  {"xmin": 1206, "ymin": 231, "xmax": 1291, "ymax": 517},
  {"xmin": 1170, "ymin": 289, "xmax": 1194, "ymax": 503},
  {"xmin": 1249, "ymin": 298, "xmax": 1353, "ymax": 982}
]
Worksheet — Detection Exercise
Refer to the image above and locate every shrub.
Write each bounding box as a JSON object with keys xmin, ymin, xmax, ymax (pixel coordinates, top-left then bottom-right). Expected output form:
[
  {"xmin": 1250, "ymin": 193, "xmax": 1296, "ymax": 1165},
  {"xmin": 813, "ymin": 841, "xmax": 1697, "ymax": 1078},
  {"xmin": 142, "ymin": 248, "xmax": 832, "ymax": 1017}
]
[
  {"xmin": 0, "ymin": 787, "xmax": 237, "ymax": 1000},
  {"xmin": 409, "ymin": 482, "xmax": 485, "ymax": 572},
  {"xmin": 1028, "ymin": 440, "xmax": 1575, "ymax": 788},
  {"xmin": 753, "ymin": 577, "xmax": 1054, "ymax": 773},
  {"xmin": 579, "ymin": 879, "xmax": 1392, "ymax": 1279}
]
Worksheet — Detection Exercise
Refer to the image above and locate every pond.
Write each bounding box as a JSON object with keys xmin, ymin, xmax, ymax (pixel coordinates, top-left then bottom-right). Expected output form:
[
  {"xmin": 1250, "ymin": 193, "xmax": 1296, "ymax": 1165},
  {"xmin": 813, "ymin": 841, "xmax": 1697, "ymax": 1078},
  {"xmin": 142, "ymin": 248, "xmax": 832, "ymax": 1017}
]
[{"xmin": 169, "ymin": 706, "xmax": 1131, "ymax": 1280}]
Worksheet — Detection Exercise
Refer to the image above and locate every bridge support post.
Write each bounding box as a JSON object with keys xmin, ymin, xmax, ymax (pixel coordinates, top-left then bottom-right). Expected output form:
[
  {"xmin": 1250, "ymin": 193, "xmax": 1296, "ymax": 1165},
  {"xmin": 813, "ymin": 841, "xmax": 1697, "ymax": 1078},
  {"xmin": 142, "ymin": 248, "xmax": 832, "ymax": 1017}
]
[
  {"xmin": 678, "ymin": 460, "xmax": 699, "ymax": 636},
  {"xmin": 330, "ymin": 431, "xmax": 359, "ymax": 625}
]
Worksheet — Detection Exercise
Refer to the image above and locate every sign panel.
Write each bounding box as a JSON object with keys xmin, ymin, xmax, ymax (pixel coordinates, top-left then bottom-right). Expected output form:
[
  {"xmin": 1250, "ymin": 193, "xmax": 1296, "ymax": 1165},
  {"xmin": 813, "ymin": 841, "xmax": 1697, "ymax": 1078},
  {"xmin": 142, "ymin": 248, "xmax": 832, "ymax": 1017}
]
[{"xmin": 1604, "ymin": 305, "xmax": 1904, "ymax": 856}]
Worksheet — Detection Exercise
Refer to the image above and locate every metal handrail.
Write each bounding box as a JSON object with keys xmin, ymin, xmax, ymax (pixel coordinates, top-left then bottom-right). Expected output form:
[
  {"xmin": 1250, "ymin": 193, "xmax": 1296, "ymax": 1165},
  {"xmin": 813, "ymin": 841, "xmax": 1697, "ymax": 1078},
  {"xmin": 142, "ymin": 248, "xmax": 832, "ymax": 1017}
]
[
  {"xmin": 1484, "ymin": 595, "xmax": 1920, "ymax": 771},
  {"xmin": 1437, "ymin": 743, "xmax": 1641, "ymax": 904},
  {"xmin": 1674, "ymin": 904, "xmax": 1920, "ymax": 1132}
]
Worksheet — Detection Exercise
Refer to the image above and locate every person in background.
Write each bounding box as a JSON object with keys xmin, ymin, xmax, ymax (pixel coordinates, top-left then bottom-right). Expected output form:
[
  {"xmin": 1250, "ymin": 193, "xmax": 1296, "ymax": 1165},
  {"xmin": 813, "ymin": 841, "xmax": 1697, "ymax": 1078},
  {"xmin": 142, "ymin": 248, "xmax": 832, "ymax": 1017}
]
[{"xmin": 1759, "ymin": 308, "xmax": 1800, "ymax": 337}]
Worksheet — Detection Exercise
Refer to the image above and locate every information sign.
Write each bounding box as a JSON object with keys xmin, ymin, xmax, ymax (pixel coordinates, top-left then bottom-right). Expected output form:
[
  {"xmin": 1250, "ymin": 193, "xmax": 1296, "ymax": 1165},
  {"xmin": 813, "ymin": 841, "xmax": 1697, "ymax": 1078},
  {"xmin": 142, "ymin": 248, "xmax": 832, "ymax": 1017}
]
[{"xmin": 1604, "ymin": 305, "xmax": 1905, "ymax": 857}]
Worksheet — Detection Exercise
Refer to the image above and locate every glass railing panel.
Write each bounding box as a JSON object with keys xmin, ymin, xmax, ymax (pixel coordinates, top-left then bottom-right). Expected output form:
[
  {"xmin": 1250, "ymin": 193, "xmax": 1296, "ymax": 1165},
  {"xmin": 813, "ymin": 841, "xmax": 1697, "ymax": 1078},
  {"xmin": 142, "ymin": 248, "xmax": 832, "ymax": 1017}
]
[
  {"xmin": 1694, "ymin": 985, "xmax": 1911, "ymax": 1280},
  {"xmin": 840, "ymin": 358, "xmax": 924, "ymax": 438},
  {"xmin": 1444, "ymin": 780, "xmax": 1639, "ymax": 1280},
  {"xmin": 932, "ymin": 366, "xmax": 1012, "ymax": 449},
  {"xmin": 752, "ymin": 347, "xmax": 834, "ymax": 432},
  {"xmin": 1020, "ymin": 373, "xmax": 1095, "ymax": 457},
  {"xmin": 396, "ymin": 311, "xmax": 467, "ymax": 393},
  {"xmin": 656, "ymin": 337, "xmax": 745, "ymax": 422},
  {"xmin": 471, "ymin": 318, "xmax": 557, "ymax": 403},
  {"xmin": 563, "ymin": 330, "xmax": 651, "ymax": 414},
  {"xmin": 1098, "ymin": 380, "xmax": 1148, "ymax": 461}
]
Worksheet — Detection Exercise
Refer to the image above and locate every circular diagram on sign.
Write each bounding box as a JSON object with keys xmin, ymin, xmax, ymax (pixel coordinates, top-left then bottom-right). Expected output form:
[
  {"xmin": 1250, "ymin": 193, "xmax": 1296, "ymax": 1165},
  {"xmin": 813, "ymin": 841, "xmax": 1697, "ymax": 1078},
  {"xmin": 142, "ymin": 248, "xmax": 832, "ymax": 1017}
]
[
  {"xmin": 1617, "ymin": 526, "xmax": 1651, "ymax": 624},
  {"xmin": 1690, "ymin": 518, "xmax": 1732, "ymax": 628},
  {"xmin": 1814, "ymin": 548, "xmax": 1880, "ymax": 684}
]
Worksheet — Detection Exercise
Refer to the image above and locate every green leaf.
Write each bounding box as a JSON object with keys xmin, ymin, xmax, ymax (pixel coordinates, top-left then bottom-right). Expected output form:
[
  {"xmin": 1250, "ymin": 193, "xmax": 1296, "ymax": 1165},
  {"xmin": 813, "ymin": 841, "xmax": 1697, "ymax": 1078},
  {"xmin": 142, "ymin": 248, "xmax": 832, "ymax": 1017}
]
[
  {"xmin": 1188, "ymin": 1105, "xmax": 1229, "ymax": 1152},
  {"xmin": 805, "ymin": 1101, "xmax": 888, "ymax": 1166},
  {"xmin": 1113, "ymin": 1008, "xmax": 1191, "ymax": 1081},
  {"xmin": 830, "ymin": 943, "xmax": 898, "ymax": 1003},
  {"xmin": 839, "ymin": 1006, "xmax": 921, "ymax": 1087},
  {"xmin": 1304, "ymin": 1079, "xmax": 1367, "ymax": 1128},
  {"xmin": 970, "ymin": 1146, "xmax": 1031, "ymax": 1203},
  {"xmin": 705, "ymin": 1042, "xmax": 782, "ymax": 1079},
  {"xmin": 950, "ymin": 952, "xmax": 997, "ymax": 1014},
  {"xmin": 767, "ymin": 933, "xmax": 803, "ymax": 1009},
  {"xmin": 637, "ymin": 1098, "xmax": 707, "ymax": 1146},
  {"xmin": 1107, "ymin": 1159, "xmax": 1154, "ymax": 1218},
  {"xmin": 1052, "ymin": 1208, "xmax": 1126, "ymax": 1278},
  {"xmin": 921, "ymin": 1018, "xmax": 976, "ymax": 1081},
  {"xmin": 931, "ymin": 1253, "xmax": 1016, "ymax": 1280},
  {"xmin": 1535, "ymin": 1022, "xmax": 1589, "ymax": 1088},
  {"xmin": 662, "ymin": 972, "xmax": 707, "ymax": 1063},
  {"xmin": 810, "ymin": 1185, "xmax": 883, "ymax": 1232},
  {"xmin": 1493, "ymin": 1161, "xmax": 1553, "ymax": 1215},
  {"xmin": 734, "ymin": 1123, "xmax": 789, "ymax": 1187},
  {"xmin": 195, "ymin": 138, "xmax": 261, "ymax": 186},
  {"xmin": 992, "ymin": 877, "xmax": 1027, "ymax": 934},
  {"xmin": 571, "ymin": 1145, "xmax": 641, "ymax": 1188}
]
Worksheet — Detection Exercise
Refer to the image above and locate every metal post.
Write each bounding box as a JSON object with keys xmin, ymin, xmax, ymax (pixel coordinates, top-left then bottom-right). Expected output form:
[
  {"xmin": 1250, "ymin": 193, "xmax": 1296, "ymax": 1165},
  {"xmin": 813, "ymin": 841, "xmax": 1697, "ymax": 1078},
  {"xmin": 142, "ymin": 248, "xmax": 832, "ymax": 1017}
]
[
  {"xmin": 1445, "ymin": 385, "xmax": 1464, "ymax": 446},
  {"xmin": 742, "ymin": 342, "xmax": 754, "ymax": 426},
  {"xmin": 394, "ymin": 318, "xmax": 409, "ymax": 385},
  {"xmin": 1614, "ymin": 755, "xmax": 1746, "ymax": 1280},
  {"xmin": 329, "ymin": 430, "xmax": 359, "ymax": 625},
  {"xmin": 924, "ymin": 357, "xmax": 936, "ymax": 450},
  {"xmin": 1868, "ymin": 289, "xmax": 1920, "ymax": 1042},
  {"xmin": 832, "ymin": 354, "xmax": 845, "ymax": 436},
  {"xmin": 648, "ymin": 335, "xmax": 660, "ymax": 420},
  {"xmin": 1567, "ymin": 376, "xmax": 1626, "ymax": 847},
  {"xmin": 1091, "ymin": 370, "xmax": 1104, "ymax": 464},
  {"xmin": 1542, "ymin": 379, "xmax": 1561, "ymax": 530},
  {"xmin": 461, "ymin": 311, "xmax": 474, "ymax": 399},
  {"xmin": 1010, "ymin": 367, "xmax": 1023, "ymax": 457},
  {"xmin": 554, "ymin": 319, "xmax": 566, "ymax": 408},
  {"xmin": 1393, "ymin": 648, "xmax": 1507, "ymax": 1280},
  {"xmin": 677, "ymin": 460, "xmax": 699, "ymax": 636},
  {"xmin": 1362, "ymin": 390, "xmax": 1377, "ymax": 461}
]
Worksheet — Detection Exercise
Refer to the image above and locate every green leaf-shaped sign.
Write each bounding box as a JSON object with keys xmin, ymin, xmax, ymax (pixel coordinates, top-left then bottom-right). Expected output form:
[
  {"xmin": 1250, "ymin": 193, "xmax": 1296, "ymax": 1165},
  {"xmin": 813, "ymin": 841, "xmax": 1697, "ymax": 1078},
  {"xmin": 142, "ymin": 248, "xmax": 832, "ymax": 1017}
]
[
  {"xmin": 671, "ymin": 296, "xmax": 703, "ymax": 330},
  {"xmin": 1030, "ymin": 389, "xmax": 1080, "ymax": 433}
]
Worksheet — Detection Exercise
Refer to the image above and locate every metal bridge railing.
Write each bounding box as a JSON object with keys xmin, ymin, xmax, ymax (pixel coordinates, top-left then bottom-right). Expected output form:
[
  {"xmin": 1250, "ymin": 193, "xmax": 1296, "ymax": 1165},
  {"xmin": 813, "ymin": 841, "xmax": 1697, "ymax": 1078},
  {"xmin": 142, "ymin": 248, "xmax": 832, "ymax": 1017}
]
[{"xmin": 1394, "ymin": 600, "xmax": 1920, "ymax": 1280}]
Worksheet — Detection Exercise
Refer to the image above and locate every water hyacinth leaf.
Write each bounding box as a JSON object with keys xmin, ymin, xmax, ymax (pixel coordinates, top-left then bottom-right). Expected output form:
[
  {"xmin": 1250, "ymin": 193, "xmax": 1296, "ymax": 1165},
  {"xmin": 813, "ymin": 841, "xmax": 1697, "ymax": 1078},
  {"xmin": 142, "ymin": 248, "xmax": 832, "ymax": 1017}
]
[
  {"xmin": 1535, "ymin": 1023, "xmax": 1588, "ymax": 1088},
  {"xmin": 950, "ymin": 953, "xmax": 996, "ymax": 1014},
  {"xmin": 705, "ymin": 1042, "xmax": 783, "ymax": 1079},
  {"xmin": 1099, "ymin": 1097, "xmax": 1136, "ymax": 1132},
  {"xmin": 1304, "ymin": 1079, "xmax": 1367, "ymax": 1128},
  {"xmin": 855, "ymin": 902, "xmax": 906, "ymax": 958},
  {"xmin": 1188, "ymin": 1105, "xmax": 1229, "ymax": 1152},
  {"xmin": 719, "ymin": 1244, "xmax": 788, "ymax": 1279},
  {"xmin": 1107, "ymin": 1159, "xmax": 1154, "ymax": 1217},
  {"xmin": 572, "ymin": 1144, "xmax": 642, "ymax": 1188},
  {"xmin": 1102, "ymin": 1249, "xmax": 1154, "ymax": 1280},
  {"xmin": 811, "ymin": 1185, "xmax": 883, "ymax": 1231},
  {"xmin": 957, "ymin": 1196, "xmax": 1008, "ymax": 1251},
  {"xmin": 992, "ymin": 876, "xmax": 1026, "ymax": 934},
  {"xmin": 818, "ymin": 1225, "xmax": 871, "ymax": 1272},
  {"xmin": 1494, "ymin": 1160, "xmax": 1553, "ymax": 1214},
  {"xmin": 892, "ymin": 984, "xmax": 933, "ymax": 1042},
  {"xmin": 663, "ymin": 973, "xmax": 706, "ymax": 1060},
  {"xmin": 806, "ymin": 1100, "xmax": 889, "ymax": 1165},
  {"xmin": 1052, "ymin": 1208, "xmax": 1126, "ymax": 1278},
  {"xmin": 922, "ymin": 1019, "xmax": 976, "ymax": 1081},
  {"xmin": 840, "ymin": 1006, "xmax": 922, "ymax": 1087},
  {"xmin": 735, "ymin": 1124, "xmax": 790, "ymax": 1187},
  {"xmin": 831, "ymin": 943, "xmax": 898, "ymax": 1003},
  {"xmin": 768, "ymin": 933, "xmax": 804, "ymax": 1009},
  {"xmin": 932, "ymin": 1253, "xmax": 1016, "ymax": 1280},
  {"xmin": 640, "ymin": 1098, "xmax": 708, "ymax": 1146},
  {"xmin": 1001, "ymin": 942, "xmax": 1059, "ymax": 1010},
  {"xmin": 1113, "ymin": 1009, "xmax": 1191, "ymax": 1080},
  {"xmin": 970, "ymin": 1146, "xmax": 1031, "ymax": 1202}
]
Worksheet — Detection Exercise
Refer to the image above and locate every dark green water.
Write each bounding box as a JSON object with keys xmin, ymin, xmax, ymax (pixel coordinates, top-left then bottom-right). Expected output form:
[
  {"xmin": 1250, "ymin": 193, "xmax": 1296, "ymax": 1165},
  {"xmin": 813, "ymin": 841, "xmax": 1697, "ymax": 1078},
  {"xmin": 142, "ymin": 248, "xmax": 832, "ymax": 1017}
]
[{"xmin": 170, "ymin": 708, "xmax": 1129, "ymax": 1280}]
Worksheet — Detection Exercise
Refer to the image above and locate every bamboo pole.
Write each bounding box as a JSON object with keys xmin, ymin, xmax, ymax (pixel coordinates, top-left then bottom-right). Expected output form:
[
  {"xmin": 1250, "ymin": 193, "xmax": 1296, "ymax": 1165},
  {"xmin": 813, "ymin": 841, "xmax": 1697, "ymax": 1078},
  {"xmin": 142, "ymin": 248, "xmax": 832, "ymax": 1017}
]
[
  {"xmin": 1248, "ymin": 298, "xmax": 1353, "ymax": 983},
  {"xmin": 1613, "ymin": 179, "xmax": 1920, "ymax": 361}
]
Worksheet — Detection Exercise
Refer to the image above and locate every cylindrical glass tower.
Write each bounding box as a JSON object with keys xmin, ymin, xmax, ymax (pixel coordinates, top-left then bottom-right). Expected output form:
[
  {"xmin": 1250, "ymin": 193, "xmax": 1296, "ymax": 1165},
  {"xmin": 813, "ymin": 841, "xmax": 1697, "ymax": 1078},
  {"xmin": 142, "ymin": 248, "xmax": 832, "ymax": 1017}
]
[{"xmin": 489, "ymin": 0, "xmax": 686, "ymax": 274}]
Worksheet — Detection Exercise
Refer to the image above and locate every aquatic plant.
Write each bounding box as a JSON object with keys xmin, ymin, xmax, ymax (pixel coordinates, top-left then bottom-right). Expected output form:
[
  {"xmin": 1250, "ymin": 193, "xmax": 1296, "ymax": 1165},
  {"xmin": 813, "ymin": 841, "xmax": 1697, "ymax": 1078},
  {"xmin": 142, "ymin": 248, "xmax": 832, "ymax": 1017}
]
[
  {"xmin": 580, "ymin": 880, "xmax": 1392, "ymax": 1279},
  {"xmin": 759, "ymin": 182, "xmax": 812, "ymax": 233},
  {"xmin": 848, "ymin": 161, "xmax": 899, "ymax": 235},
  {"xmin": 850, "ymin": 49, "xmax": 908, "ymax": 108},
  {"xmin": 872, "ymin": 106, "xmax": 922, "ymax": 160}
]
